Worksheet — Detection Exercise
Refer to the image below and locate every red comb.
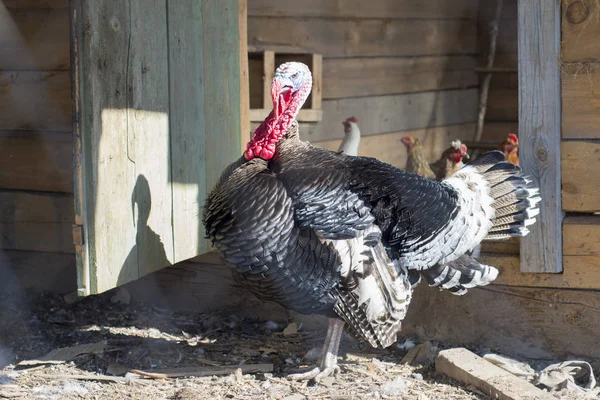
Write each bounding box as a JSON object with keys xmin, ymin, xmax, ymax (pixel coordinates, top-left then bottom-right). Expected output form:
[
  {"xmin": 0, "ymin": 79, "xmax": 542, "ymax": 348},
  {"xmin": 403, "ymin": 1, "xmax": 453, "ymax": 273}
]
[
  {"xmin": 346, "ymin": 116, "xmax": 358, "ymax": 123},
  {"xmin": 508, "ymin": 133, "xmax": 518, "ymax": 143}
]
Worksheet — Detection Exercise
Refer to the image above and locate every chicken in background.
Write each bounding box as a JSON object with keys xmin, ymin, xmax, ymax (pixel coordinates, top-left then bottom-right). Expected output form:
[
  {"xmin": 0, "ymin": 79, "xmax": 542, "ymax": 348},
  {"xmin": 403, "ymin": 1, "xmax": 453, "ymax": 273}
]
[
  {"xmin": 500, "ymin": 133, "xmax": 519, "ymax": 166},
  {"xmin": 338, "ymin": 116, "xmax": 361, "ymax": 156},
  {"xmin": 401, "ymin": 136, "xmax": 469, "ymax": 180}
]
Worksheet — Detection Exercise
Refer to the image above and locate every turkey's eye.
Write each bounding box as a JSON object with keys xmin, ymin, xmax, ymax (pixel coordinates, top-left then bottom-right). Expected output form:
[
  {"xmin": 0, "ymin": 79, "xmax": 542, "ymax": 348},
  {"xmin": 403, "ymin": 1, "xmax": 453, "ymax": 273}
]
[{"xmin": 290, "ymin": 73, "xmax": 298, "ymax": 79}]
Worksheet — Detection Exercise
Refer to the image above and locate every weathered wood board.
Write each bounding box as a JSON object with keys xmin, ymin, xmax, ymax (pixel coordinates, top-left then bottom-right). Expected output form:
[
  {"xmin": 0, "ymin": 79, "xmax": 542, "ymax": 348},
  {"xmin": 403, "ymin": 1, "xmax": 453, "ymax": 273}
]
[
  {"xmin": 73, "ymin": 0, "xmax": 240, "ymax": 295},
  {"xmin": 248, "ymin": 0, "xmax": 478, "ymax": 19},
  {"xmin": 306, "ymin": 89, "xmax": 478, "ymax": 142},
  {"xmin": 0, "ymin": 71, "xmax": 71, "ymax": 132},
  {"xmin": 0, "ymin": 6, "xmax": 70, "ymax": 70},
  {"xmin": 561, "ymin": 65, "xmax": 600, "ymax": 139},
  {"xmin": 239, "ymin": 0, "xmax": 250, "ymax": 149},
  {"xmin": 0, "ymin": 250, "xmax": 76, "ymax": 294},
  {"xmin": 561, "ymin": 141, "xmax": 600, "ymax": 212},
  {"xmin": 0, "ymin": 191, "xmax": 74, "ymax": 254},
  {"xmin": 0, "ymin": 131, "xmax": 72, "ymax": 193},
  {"xmin": 321, "ymin": 56, "xmax": 477, "ymax": 99},
  {"xmin": 248, "ymin": 18, "xmax": 477, "ymax": 58},
  {"xmin": 517, "ymin": 0, "xmax": 563, "ymax": 273},
  {"xmin": 312, "ymin": 123, "xmax": 475, "ymax": 169},
  {"xmin": 561, "ymin": 0, "xmax": 600, "ymax": 62}
]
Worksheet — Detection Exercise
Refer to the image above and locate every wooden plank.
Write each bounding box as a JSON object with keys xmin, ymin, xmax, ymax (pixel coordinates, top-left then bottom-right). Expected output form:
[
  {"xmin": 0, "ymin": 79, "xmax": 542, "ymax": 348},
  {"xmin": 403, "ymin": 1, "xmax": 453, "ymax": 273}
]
[
  {"xmin": 76, "ymin": 0, "xmax": 174, "ymax": 294},
  {"xmin": 517, "ymin": 0, "xmax": 563, "ymax": 273},
  {"xmin": 404, "ymin": 282, "xmax": 600, "ymax": 360},
  {"xmin": 321, "ymin": 56, "xmax": 477, "ymax": 99},
  {"xmin": 306, "ymin": 89, "xmax": 478, "ymax": 142},
  {"xmin": 3, "ymin": 0, "xmax": 69, "ymax": 8},
  {"xmin": 248, "ymin": 0, "xmax": 478, "ymax": 19},
  {"xmin": 561, "ymin": 140, "xmax": 600, "ymax": 212},
  {"xmin": 167, "ymin": 0, "xmax": 207, "ymax": 265},
  {"xmin": 0, "ymin": 250, "xmax": 76, "ymax": 294},
  {"xmin": 239, "ymin": 0, "xmax": 250, "ymax": 149},
  {"xmin": 0, "ymin": 191, "xmax": 74, "ymax": 254},
  {"xmin": 563, "ymin": 215, "xmax": 600, "ymax": 256},
  {"xmin": 0, "ymin": 71, "xmax": 71, "ymax": 131},
  {"xmin": 0, "ymin": 7, "xmax": 70, "ymax": 70},
  {"xmin": 310, "ymin": 54, "xmax": 322, "ymax": 109},
  {"xmin": 478, "ymin": 121, "xmax": 518, "ymax": 143},
  {"xmin": 561, "ymin": 0, "xmax": 600, "ymax": 62},
  {"xmin": 480, "ymin": 254, "xmax": 600, "ymax": 289},
  {"xmin": 0, "ymin": 130, "xmax": 72, "ymax": 193},
  {"xmin": 200, "ymin": 0, "xmax": 241, "ymax": 254},
  {"xmin": 247, "ymin": 17, "xmax": 477, "ymax": 58},
  {"xmin": 485, "ymin": 88, "xmax": 518, "ymax": 122},
  {"xmin": 561, "ymin": 64, "xmax": 600, "ymax": 139},
  {"xmin": 262, "ymin": 50, "xmax": 274, "ymax": 110},
  {"xmin": 312, "ymin": 123, "xmax": 476, "ymax": 169},
  {"xmin": 436, "ymin": 348, "xmax": 556, "ymax": 400}
]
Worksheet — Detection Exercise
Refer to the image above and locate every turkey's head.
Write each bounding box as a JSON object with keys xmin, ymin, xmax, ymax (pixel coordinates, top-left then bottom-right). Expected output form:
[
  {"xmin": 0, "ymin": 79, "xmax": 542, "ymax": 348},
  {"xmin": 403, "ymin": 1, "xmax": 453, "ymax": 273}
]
[
  {"xmin": 447, "ymin": 140, "xmax": 469, "ymax": 164},
  {"xmin": 245, "ymin": 62, "xmax": 312, "ymax": 161},
  {"xmin": 342, "ymin": 116, "xmax": 359, "ymax": 134}
]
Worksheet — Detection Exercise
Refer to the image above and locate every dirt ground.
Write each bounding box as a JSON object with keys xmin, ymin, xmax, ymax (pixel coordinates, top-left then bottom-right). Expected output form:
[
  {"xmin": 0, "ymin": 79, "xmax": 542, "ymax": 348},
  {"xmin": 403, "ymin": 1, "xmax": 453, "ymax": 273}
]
[{"xmin": 0, "ymin": 289, "xmax": 587, "ymax": 400}]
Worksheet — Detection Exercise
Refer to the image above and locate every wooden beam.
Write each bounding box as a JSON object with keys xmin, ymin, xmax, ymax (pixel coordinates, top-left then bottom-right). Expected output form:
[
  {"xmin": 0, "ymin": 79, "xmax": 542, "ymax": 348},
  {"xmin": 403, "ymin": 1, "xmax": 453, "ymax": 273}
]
[
  {"xmin": 309, "ymin": 54, "xmax": 322, "ymax": 109},
  {"xmin": 403, "ymin": 282, "xmax": 600, "ymax": 360},
  {"xmin": 517, "ymin": 0, "xmax": 563, "ymax": 273},
  {"xmin": 306, "ymin": 89, "xmax": 478, "ymax": 142},
  {"xmin": 311, "ymin": 123, "xmax": 476, "ymax": 169},
  {"xmin": 321, "ymin": 56, "xmax": 477, "ymax": 100},
  {"xmin": 0, "ymin": 71, "xmax": 71, "ymax": 132},
  {"xmin": 561, "ymin": 141, "xmax": 600, "ymax": 212},
  {"xmin": 0, "ymin": 7, "xmax": 70, "ymax": 70},
  {"xmin": 0, "ymin": 250, "xmax": 76, "ymax": 294},
  {"xmin": 247, "ymin": 0, "xmax": 478, "ymax": 19},
  {"xmin": 561, "ymin": 64, "xmax": 600, "ymax": 139},
  {"xmin": 238, "ymin": 0, "xmax": 250, "ymax": 149},
  {"xmin": 436, "ymin": 348, "xmax": 556, "ymax": 400},
  {"xmin": 262, "ymin": 50, "xmax": 274, "ymax": 110},
  {"xmin": 0, "ymin": 130, "xmax": 72, "ymax": 193},
  {"xmin": 247, "ymin": 18, "xmax": 477, "ymax": 58},
  {"xmin": 563, "ymin": 215, "xmax": 600, "ymax": 256},
  {"xmin": 561, "ymin": 0, "xmax": 600, "ymax": 62},
  {"xmin": 0, "ymin": 191, "xmax": 74, "ymax": 254}
]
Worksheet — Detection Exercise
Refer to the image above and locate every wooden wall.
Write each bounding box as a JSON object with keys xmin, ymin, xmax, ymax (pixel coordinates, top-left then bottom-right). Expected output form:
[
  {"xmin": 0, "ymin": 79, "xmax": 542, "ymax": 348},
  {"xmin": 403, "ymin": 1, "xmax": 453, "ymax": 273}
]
[
  {"xmin": 247, "ymin": 0, "xmax": 480, "ymax": 168},
  {"xmin": 0, "ymin": 0, "xmax": 76, "ymax": 293}
]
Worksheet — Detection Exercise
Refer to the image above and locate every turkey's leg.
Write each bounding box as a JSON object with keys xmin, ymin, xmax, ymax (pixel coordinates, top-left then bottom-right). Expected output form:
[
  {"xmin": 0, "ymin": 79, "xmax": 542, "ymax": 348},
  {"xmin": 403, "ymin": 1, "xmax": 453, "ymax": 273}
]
[{"xmin": 289, "ymin": 318, "xmax": 344, "ymax": 381}]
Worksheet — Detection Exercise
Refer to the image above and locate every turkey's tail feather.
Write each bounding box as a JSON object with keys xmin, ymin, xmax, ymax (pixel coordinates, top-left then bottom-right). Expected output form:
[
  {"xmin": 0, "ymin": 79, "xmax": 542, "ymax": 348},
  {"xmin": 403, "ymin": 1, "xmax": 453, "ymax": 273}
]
[
  {"xmin": 421, "ymin": 254, "xmax": 498, "ymax": 295},
  {"xmin": 466, "ymin": 151, "xmax": 541, "ymax": 240},
  {"xmin": 332, "ymin": 226, "xmax": 413, "ymax": 348}
]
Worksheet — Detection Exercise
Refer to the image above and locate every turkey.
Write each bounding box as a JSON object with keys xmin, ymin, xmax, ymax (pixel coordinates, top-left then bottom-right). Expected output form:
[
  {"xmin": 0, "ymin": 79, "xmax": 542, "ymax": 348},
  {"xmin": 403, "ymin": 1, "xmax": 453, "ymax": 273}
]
[
  {"xmin": 203, "ymin": 62, "xmax": 541, "ymax": 381},
  {"xmin": 338, "ymin": 116, "xmax": 361, "ymax": 156}
]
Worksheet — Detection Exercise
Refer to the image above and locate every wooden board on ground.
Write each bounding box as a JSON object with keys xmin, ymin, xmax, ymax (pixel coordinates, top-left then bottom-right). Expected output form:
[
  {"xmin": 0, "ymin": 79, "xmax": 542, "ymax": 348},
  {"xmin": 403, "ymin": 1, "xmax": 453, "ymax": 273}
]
[
  {"xmin": 0, "ymin": 6, "xmax": 70, "ymax": 70},
  {"xmin": 0, "ymin": 191, "xmax": 74, "ymax": 254},
  {"xmin": 561, "ymin": 65, "xmax": 600, "ymax": 139},
  {"xmin": 403, "ymin": 282, "xmax": 600, "ymax": 360},
  {"xmin": 0, "ymin": 250, "xmax": 76, "ymax": 294},
  {"xmin": 561, "ymin": 0, "xmax": 600, "ymax": 62},
  {"xmin": 0, "ymin": 71, "xmax": 71, "ymax": 131},
  {"xmin": 312, "ymin": 123, "xmax": 475, "ymax": 169},
  {"xmin": 248, "ymin": 0, "xmax": 478, "ymax": 19},
  {"xmin": 517, "ymin": 0, "xmax": 563, "ymax": 273},
  {"xmin": 0, "ymin": 130, "xmax": 72, "ymax": 193},
  {"xmin": 306, "ymin": 89, "xmax": 478, "ymax": 142},
  {"xmin": 561, "ymin": 140, "xmax": 600, "ymax": 212},
  {"xmin": 321, "ymin": 56, "xmax": 477, "ymax": 99},
  {"xmin": 247, "ymin": 18, "xmax": 477, "ymax": 58},
  {"xmin": 436, "ymin": 348, "xmax": 556, "ymax": 400}
]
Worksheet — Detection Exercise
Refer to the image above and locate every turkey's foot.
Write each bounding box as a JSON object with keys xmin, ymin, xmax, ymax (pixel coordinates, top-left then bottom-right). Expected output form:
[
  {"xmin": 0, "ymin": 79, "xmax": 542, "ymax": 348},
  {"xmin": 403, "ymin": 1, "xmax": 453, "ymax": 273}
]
[{"xmin": 288, "ymin": 318, "xmax": 344, "ymax": 382}]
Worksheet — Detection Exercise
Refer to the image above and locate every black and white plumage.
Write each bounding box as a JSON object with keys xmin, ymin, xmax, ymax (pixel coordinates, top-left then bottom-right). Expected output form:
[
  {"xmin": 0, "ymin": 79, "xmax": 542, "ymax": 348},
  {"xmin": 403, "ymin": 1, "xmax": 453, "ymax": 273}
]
[{"xmin": 203, "ymin": 61, "xmax": 541, "ymax": 380}]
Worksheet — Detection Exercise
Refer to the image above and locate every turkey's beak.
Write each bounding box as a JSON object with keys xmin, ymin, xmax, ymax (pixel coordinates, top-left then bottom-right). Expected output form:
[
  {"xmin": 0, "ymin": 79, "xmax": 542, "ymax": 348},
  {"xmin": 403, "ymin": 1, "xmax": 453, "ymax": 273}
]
[{"xmin": 271, "ymin": 77, "xmax": 293, "ymax": 119}]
